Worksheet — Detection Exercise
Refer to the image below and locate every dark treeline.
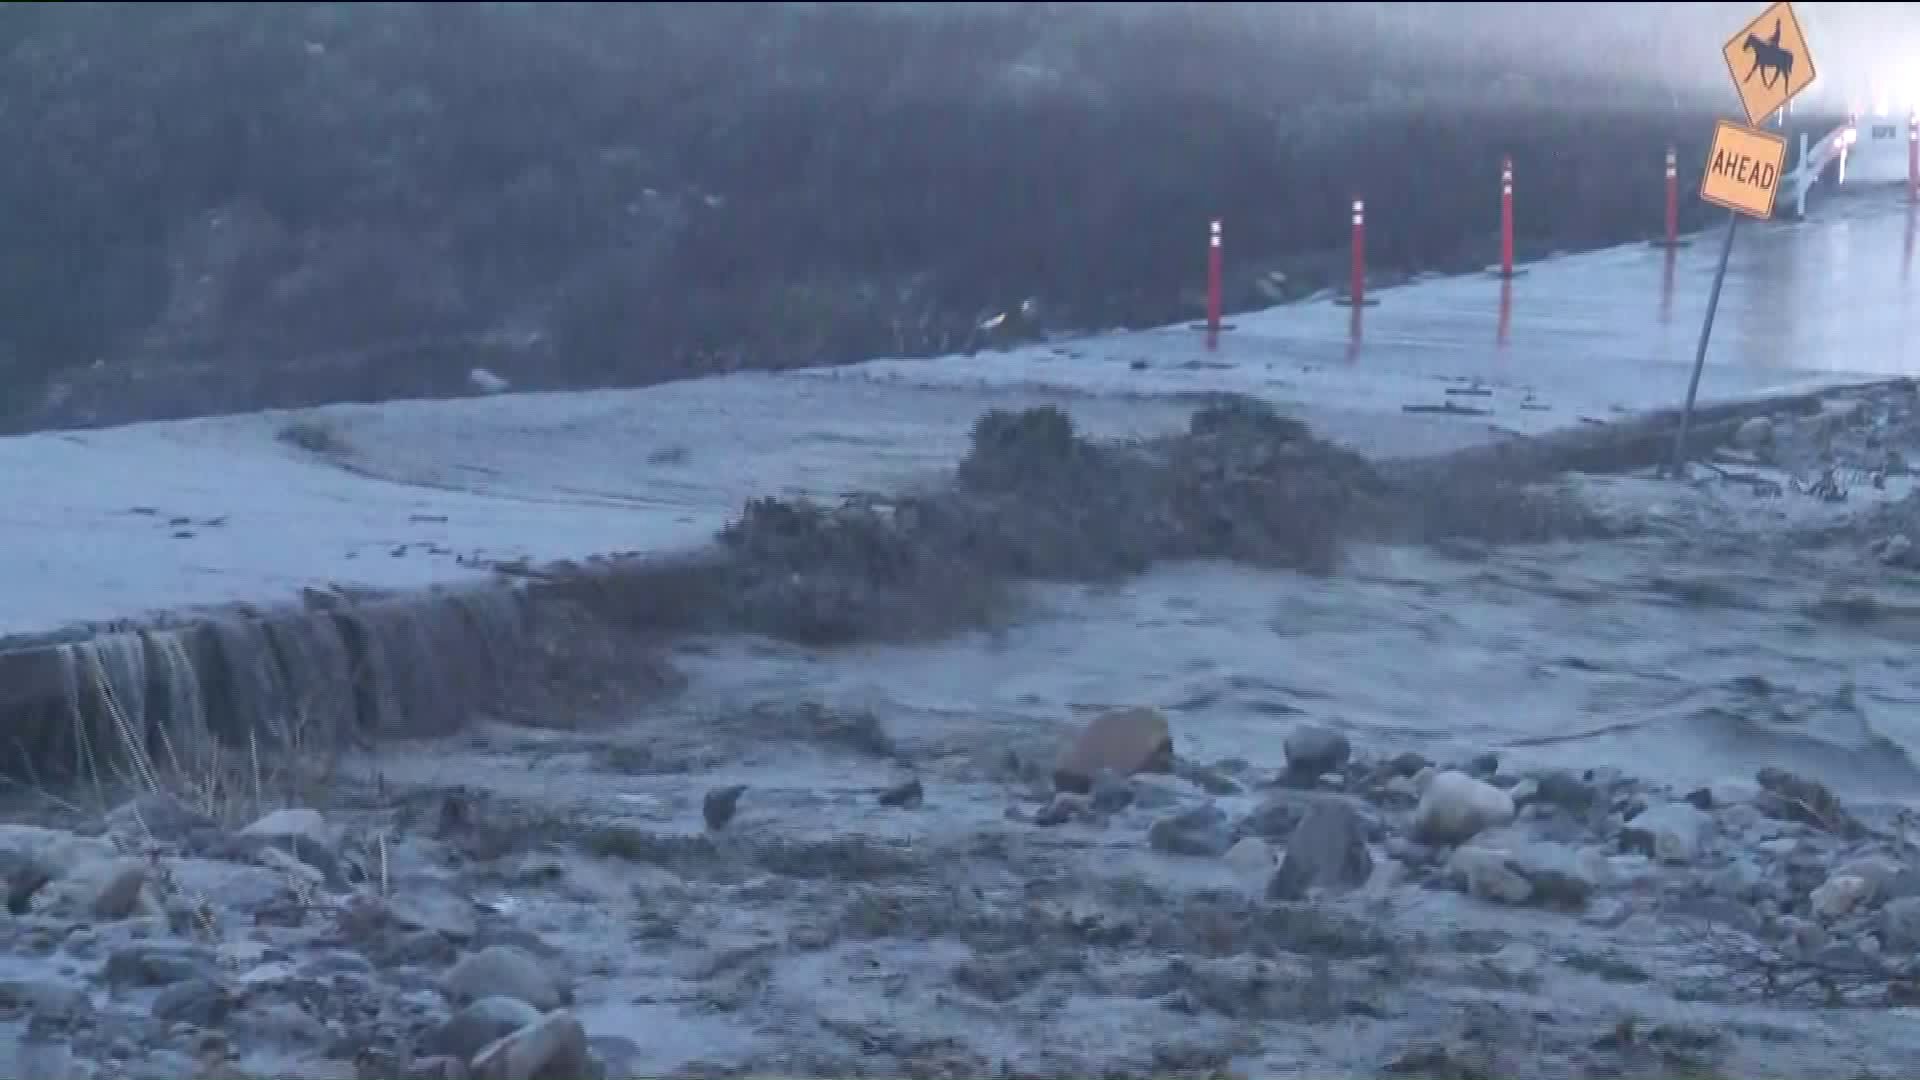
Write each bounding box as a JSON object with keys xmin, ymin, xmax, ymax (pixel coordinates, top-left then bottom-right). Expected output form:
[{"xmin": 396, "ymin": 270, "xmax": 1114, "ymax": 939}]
[{"xmin": 0, "ymin": 2, "xmax": 1833, "ymax": 431}]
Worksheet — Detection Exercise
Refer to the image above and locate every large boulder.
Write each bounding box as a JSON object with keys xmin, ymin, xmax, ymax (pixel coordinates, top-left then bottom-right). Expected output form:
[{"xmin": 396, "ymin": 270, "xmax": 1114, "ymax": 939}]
[
  {"xmin": 1411, "ymin": 770, "xmax": 1515, "ymax": 846},
  {"xmin": 1053, "ymin": 707, "xmax": 1173, "ymax": 793}
]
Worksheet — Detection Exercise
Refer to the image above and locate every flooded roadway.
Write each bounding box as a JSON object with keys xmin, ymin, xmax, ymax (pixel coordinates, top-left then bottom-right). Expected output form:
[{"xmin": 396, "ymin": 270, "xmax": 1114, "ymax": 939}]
[
  {"xmin": 11, "ymin": 189, "xmax": 1920, "ymax": 802},
  {"xmin": 22, "ymin": 188, "xmax": 1920, "ymax": 1080}
]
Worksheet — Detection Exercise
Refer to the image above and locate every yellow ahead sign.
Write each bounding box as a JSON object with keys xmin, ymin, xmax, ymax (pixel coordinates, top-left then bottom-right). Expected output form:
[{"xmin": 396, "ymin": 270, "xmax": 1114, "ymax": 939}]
[
  {"xmin": 1701, "ymin": 120, "xmax": 1787, "ymax": 220},
  {"xmin": 1721, "ymin": 0, "xmax": 1816, "ymax": 127}
]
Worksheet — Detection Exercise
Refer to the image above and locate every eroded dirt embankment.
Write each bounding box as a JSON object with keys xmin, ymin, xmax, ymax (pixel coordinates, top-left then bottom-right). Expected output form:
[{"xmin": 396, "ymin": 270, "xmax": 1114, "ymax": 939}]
[{"xmin": 543, "ymin": 394, "xmax": 1643, "ymax": 648}]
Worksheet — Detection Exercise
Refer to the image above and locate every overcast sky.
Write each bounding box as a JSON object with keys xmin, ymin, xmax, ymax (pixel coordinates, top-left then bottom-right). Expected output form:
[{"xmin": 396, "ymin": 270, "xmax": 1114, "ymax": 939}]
[{"xmin": 1284, "ymin": 2, "xmax": 1920, "ymax": 112}]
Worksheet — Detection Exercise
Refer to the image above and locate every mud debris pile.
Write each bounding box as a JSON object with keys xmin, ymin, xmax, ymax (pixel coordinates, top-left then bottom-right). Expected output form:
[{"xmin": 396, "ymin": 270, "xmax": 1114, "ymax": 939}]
[{"xmin": 582, "ymin": 396, "xmax": 1620, "ymax": 646}]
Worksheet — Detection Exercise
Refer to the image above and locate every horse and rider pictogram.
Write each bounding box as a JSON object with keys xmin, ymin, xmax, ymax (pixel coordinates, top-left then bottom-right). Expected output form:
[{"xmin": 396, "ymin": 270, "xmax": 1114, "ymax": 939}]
[
  {"xmin": 1720, "ymin": 0, "xmax": 1816, "ymax": 128},
  {"xmin": 1741, "ymin": 19, "xmax": 1794, "ymax": 91}
]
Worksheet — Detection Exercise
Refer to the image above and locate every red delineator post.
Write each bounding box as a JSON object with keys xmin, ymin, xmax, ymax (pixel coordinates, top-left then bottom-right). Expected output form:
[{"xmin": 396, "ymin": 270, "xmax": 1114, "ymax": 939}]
[
  {"xmin": 1664, "ymin": 146, "xmax": 1678, "ymax": 245},
  {"xmin": 1334, "ymin": 197, "xmax": 1377, "ymax": 309},
  {"xmin": 1206, "ymin": 218, "xmax": 1222, "ymax": 350},
  {"xmin": 1350, "ymin": 198, "xmax": 1366, "ymax": 305},
  {"xmin": 1498, "ymin": 155, "xmax": 1515, "ymax": 277},
  {"xmin": 1650, "ymin": 145, "xmax": 1686, "ymax": 250}
]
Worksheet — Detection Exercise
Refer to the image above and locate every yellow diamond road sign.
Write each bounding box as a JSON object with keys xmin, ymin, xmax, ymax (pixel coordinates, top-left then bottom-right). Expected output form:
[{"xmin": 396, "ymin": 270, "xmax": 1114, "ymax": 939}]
[
  {"xmin": 1722, "ymin": 0, "xmax": 1817, "ymax": 127},
  {"xmin": 1701, "ymin": 120, "xmax": 1788, "ymax": 220}
]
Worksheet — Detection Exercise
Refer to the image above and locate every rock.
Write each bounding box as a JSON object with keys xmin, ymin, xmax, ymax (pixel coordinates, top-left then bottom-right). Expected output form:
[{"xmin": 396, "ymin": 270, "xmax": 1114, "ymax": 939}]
[
  {"xmin": 1809, "ymin": 941, "xmax": 1878, "ymax": 974},
  {"xmin": 239, "ymin": 808, "xmax": 342, "ymax": 885},
  {"xmin": 1447, "ymin": 835, "xmax": 1604, "ymax": 908},
  {"xmin": 1148, "ymin": 805, "xmax": 1233, "ymax": 857},
  {"xmin": 35, "ymin": 857, "xmax": 150, "ymax": 921},
  {"xmin": 5, "ymin": 859, "xmax": 50, "ymax": 915},
  {"xmin": 105, "ymin": 943, "xmax": 218, "ymax": 987},
  {"xmin": 1268, "ymin": 801, "xmax": 1373, "ymax": 900},
  {"xmin": 1812, "ymin": 874, "xmax": 1875, "ymax": 921},
  {"xmin": 1282, "ymin": 725, "xmax": 1350, "ymax": 779},
  {"xmin": 1223, "ymin": 837, "xmax": 1275, "ymax": 885},
  {"xmin": 1582, "ymin": 898, "xmax": 1631, "ymax": 928},
  {"xmin": 1385, "ymin": 837, "xmax": 1440, "ymax": 868},
  {"xmin": 1835, "ymin": 854, "xmax": 1908, "ymax": 899},
  {"xmin": 104, "ymin": 794, "xmax": 216, "ymax": 844},
  {"xmin": 0, "ymin": 975, "xmax": 90, "ymax": 1018},
  {"xmin": 1411, "ymin": 771, "xmax": 1515, "ymax": 846},
  {"xmin": 586, "ymin": 1037, "xmax": 643, "ymax": 1080},
  {"xmin": 443, "ymin": 947, "xmax": 566, "ymax": 1012},
  {"xmin": 703, "ymin": 785, "xmax": 746, "ymax": 831},
  {"xmin": 406, "ymin": 1057, "xmax": 472, "ymax": 1080},
  {"xmin": 1448, "ymin": 846, "xmax": 1532, "ymax": 904},
  {"xmin": 427, "ymin": 997, "xmax": 543, "ymax": 1062},
  {"xmin": 1528, "ymin": 771, "xmax": 1597, "ymax": 812},
  {"xmin": 1506, "ymin": 841, "xmax": 1607, "ymax": 906},
  {"xmin": 1033, "ymin": 794, "xmax": 1084, "ymax": 828},
  {"xmin": 381, "ymin": 929, "xmax": 460, "ymax": 969},
  {"xmin": 877, "ymin": 778, "xmax": 923, "ymax": 808},
  {"xmin": 1382, "ymin": 751, "xmax": 1431, "ymax": 778},
  {"xmin": 231, "ymin": 999, "xmax": 331, "ymax": 1048},
  {"xmin": 1238, "ymin": 792, "xmax": 1312, "ymax": 840},
  {"xmin": 151, "ymin": 978, "xmax": 233, "ymax": 1026},
  {"xmin": 1175, "ymin": 760, "xmax": 1241, "ymax": 795},
  {"xmin": 1755, "ymin": 767, "xmax": 1859, "ymax": 837},
  {"xmin": 1708, "ymin": 858, "xmax": 1767, "ymax": 903},
  {"xmin": 1881, "ymin": 895, "xmax": 1920, "ymax": 951},
  {"xmin": 1620, "ymin": 802, "xmax": 1713, "ymax": 865},
  {"xmin": 1733, "ymin": 416, "xmax": 1773, "ymax": 449},
  {"xmin": 161, "ymin": 859, "xmax": 293, "ymax": 918},
  {"xmin": 88, "ymin": 859, "xmax": 149, "ymax": 920},
  {"xmin": 469, "ymin": 1011, "xmax": 591, "ymax": 1080},
  {"xmin": 1482, "ymin": 943, "xmax": 1544, "ymax": 986},
  {"xmin": 1053, "ymin": 706, "xmax": 1173, "ymax": 793},
  {"xmin": 242, "ymin": 807, "xmax": 334, "ymax": 849},
  {"xmin": 1771, "ymin": 914, "xmax": 1821, "ymax": 955},
  {"xmin": 1465, "ymin": 752, "xmax": 1500, "ymax": 778},
  {"xmin": 0, "ymin": 826, "xmax": 116, "ymax": 880},
  {"xmin": 1877, "ymin": 534, "xmax": 1915, "ymax": 567},
  {"xmin": 254, "ymin": 843, "xmax": 331, "ymax": 892},
  {"xmin": 387, "ymin": 881, "xmax": 481, "ymax": 942},
  {"xmin": 301, "ymin": 949, "xmax": 374, "ymax": 977}
]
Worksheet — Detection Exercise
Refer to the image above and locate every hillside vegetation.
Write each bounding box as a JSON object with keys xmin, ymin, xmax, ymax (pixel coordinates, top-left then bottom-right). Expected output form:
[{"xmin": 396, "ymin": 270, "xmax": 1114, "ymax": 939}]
[{"xmin": 0, "ymin": 2, "xmax": 1810, "ymax": 431}]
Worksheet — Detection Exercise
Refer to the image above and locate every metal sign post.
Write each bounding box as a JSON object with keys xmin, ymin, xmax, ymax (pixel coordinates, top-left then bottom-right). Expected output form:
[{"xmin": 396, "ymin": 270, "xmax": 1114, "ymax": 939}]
[{"xmin": 1670, "ymin": 2, "xmax": 1815, "ymax": 477}]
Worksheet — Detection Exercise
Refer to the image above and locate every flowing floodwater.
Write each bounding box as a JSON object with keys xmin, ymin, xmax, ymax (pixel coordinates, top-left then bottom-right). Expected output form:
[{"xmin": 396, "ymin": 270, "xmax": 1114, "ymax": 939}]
[
  {"xmin": 36, "ymin": 387, "xmax": 1920, "ymax": 1079},
  {"xmin": 344, "ymin": 458, "xmax": 1920, "ymax": 1078},
  {"xmin": 667, "ymin": 501, "xmax": 1920, "ymax": 808}
]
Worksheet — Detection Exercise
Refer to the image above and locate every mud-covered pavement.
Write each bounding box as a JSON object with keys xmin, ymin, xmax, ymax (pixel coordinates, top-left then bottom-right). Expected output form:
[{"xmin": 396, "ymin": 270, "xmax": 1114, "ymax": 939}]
[{"xmin": 20, "ymin": 384, "xmax": 1920, "ymax": 1078}]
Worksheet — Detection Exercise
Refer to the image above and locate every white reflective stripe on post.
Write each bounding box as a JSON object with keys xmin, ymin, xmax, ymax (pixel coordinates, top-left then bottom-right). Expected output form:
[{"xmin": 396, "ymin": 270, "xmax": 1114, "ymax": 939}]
[
  {"xmin": 1210, "ymin": 219, "xmax": 1222, "ymax": 248},
  {"xmin": 1351, "ymin": 200, "xmax": 1364, "ymax": 225}
]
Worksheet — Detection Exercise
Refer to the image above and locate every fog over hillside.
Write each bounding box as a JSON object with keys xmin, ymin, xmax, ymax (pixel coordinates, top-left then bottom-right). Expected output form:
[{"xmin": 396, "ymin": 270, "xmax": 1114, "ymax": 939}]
[{"xmin": 0, "ymin": 2, "xmax": 1905, "ymax": 433}]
